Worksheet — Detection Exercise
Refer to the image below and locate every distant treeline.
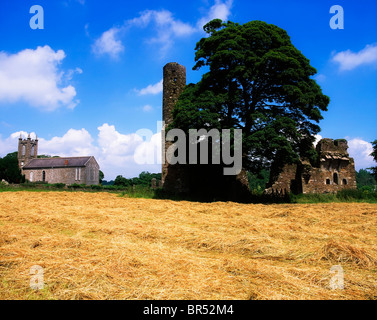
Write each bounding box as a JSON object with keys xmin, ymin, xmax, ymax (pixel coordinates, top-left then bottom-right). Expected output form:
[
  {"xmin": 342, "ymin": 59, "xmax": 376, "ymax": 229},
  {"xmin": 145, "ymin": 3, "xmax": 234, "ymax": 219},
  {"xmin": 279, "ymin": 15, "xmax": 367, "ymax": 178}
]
[{"xmin": 102, "ymin": 171, "xmax": 162, "ymax": 187}]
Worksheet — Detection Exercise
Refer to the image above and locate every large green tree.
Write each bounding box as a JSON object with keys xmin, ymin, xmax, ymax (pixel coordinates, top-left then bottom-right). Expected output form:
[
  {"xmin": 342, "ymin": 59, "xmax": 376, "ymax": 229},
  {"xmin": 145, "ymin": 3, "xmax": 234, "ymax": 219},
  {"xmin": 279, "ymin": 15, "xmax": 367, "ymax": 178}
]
[{"xmin": 172, "ymin": 20, "xmax": 329, "ymax": 176}]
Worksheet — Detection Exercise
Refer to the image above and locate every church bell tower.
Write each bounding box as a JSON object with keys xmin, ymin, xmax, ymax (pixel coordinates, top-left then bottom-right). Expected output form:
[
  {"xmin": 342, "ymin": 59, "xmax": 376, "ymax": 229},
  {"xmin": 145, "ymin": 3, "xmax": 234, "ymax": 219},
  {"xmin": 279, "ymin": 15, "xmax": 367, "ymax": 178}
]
[{"xmin": 18, "ymin": 133, "xmax": 38, "ymax": 169}]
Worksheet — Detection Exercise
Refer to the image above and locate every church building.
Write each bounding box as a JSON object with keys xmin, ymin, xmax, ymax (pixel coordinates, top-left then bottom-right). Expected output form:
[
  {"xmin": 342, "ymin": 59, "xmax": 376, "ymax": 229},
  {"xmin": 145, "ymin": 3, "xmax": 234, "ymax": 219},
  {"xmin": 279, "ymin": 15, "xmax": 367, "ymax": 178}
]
[{"xmin": 18, "ymin": 134, "xmax": 100, "ymax": 186}]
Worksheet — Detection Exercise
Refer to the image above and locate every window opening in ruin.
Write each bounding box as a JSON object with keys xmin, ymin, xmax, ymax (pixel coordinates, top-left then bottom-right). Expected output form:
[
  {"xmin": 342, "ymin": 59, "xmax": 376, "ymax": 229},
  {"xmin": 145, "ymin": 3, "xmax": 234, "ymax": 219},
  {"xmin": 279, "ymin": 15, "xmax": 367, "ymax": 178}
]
[
  {"xmin": 42, "ymin": 171, "xmax": 46, "ymax": 182},
  {"xmin": 22, "ymin": 145, "xmax": 26, "ymax": 156},
  {"xmin": 326, "ymin": 178, "xmax": 331, "ymax": 185},
  {"xmin": 333, "ymin": 172, "xmax": 339, "ymax": 185},
  {"xmin": 174, "ymin": 77, "xmax": 177, "ymax": 83},
  {"xmin": 343, "ymin": 179, "xmax": 347, "ymax": 185}
]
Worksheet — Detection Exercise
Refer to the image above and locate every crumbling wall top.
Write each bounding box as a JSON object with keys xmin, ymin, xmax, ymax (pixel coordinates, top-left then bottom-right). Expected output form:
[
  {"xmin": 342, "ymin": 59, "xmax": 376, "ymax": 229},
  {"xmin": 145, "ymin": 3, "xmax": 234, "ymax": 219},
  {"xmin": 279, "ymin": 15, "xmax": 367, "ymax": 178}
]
[{"xmin": 316, "ymin": 138, "xmax": 349, "ymax": 156}]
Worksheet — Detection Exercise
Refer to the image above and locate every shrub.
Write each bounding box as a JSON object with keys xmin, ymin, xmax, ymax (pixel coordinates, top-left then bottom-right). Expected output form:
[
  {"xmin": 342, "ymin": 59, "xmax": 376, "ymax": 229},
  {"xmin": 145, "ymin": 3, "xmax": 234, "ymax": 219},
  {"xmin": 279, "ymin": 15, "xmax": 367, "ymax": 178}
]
[{"xmin": 51, "ymin": 183, "xmax": 66, "ymax": 189}]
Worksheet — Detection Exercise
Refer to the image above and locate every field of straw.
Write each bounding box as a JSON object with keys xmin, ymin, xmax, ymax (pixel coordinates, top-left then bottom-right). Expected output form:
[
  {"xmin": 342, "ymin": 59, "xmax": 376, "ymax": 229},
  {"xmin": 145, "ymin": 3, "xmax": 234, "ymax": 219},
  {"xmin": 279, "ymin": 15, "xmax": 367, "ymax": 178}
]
[{"xmin": 0, "ymin": 191, "xmax": 376, "ymax": 300}]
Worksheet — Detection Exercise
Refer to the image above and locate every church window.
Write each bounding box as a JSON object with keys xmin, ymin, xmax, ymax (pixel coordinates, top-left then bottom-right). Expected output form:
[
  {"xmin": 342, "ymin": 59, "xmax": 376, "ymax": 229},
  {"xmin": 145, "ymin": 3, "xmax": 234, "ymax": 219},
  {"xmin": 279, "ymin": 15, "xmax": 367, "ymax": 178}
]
[{"xmin": 75, "ymin": 168, "xmax": 81, "ymax": 181}]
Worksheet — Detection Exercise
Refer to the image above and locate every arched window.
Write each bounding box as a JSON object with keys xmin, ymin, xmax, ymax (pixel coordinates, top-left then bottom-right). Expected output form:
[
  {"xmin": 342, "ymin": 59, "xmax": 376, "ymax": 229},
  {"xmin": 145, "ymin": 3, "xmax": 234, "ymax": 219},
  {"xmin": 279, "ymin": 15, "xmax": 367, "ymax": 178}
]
[
  {"xmin": 326, "ymin": 178, "xmax": 331, "ymax": 185},
  {"xmin": 22, "ymin": 145, "xmax": 26, "ymax": 156},
  {"xmin": 42, "ymin": 171, "xmax": 46, "ymax": 182},
  {"xmin": 333, "ymin": 173, "xmax": 339, "ymax": 185}
]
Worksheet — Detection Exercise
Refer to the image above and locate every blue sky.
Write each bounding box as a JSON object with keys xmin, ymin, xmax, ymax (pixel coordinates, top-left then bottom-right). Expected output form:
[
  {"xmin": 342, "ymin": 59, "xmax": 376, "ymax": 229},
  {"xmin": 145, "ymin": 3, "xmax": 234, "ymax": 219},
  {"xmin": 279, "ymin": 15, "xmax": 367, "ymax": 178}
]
[{"xmin": 0, "ymin": 0, "xmax": 376, "ymax": 179}]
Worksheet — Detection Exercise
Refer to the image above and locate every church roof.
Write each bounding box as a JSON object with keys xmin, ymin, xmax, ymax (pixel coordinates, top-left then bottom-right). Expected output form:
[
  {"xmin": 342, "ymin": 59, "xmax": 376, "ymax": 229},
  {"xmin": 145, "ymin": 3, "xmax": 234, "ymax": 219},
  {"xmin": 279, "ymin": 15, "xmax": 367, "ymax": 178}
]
[{"xmin": 23, "ymin": 156, "xmax": 93, "ymax": 169}]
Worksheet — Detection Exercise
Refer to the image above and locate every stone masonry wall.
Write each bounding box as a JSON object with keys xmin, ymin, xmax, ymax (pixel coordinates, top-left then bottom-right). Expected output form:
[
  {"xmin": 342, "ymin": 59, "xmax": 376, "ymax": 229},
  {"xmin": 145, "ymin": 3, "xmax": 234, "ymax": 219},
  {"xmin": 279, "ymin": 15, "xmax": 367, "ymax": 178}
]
[
  {"xmin": 267, "ymin": 138, "xmax": 357, "ymax": 194},
  {"xmin": 161, "ymin": 62, "xmax": 188, "ymax": 193},
  {"xmin": 23, "ymin": 158, "xmax": 100, "ymax": 186}
]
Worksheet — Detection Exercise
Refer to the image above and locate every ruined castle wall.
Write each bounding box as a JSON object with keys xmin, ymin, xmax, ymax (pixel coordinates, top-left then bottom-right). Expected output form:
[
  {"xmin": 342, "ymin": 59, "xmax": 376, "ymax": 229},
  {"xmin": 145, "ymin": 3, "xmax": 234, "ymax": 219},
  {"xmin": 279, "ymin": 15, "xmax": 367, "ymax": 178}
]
[
  {"xmin": 268, "ymin": 164, "xmax": 298, "ymax": 194},
  {"xmin": 302, "ymin": 158, "xmax": 357, "ymax": 194}
]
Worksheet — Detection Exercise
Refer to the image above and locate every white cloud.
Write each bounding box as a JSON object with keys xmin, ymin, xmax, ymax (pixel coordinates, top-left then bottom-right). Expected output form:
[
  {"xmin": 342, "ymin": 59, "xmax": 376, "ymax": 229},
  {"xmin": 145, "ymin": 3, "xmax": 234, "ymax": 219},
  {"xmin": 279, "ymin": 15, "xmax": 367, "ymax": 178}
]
[
  {"xmin": 347, "ymin": 138, "xmax": 375, "ymax": 171},
  {"xmin": 130, "ymin": 9, "xmax": 196, "ymax": 54},
  {"xmin": 93, "ymin": 1, "xmax": 233, "ymax": 58},
  {"xmin": 314, "ymin": 134, "xmax": 323, "ymax": 146},
  {"xmin": 38, "ymin": 129, "xmax": 97, "ymax": 157},
  {"xmin": 332, "ymin": 44, "xmax": 377, "ymax": 71},
  {"xmin": 134, "ymin": 131, "xmax": 162, "ymax": 166},
  {"xmin": 97, "ymin": 123, "xmax": 161, "ymax": 179},
  {"xmin": 142, "ymin": 105, "xmax": 153, "ymax": 112},
  {"xmin": 197, "ymin": 0, "xmax": 233, "ymax": 30},
  {"xmin": 97, "ymin": 123, "xmax": 142, "ymax": 156},
  {"xmin": 136, "ymin": 79, "xmax": 163, "ymax": 95},
  {"xmin": 0, "ymin": 46, "xmax": 80, "ymax": 111},
  {"xmin": 92, "ymin": 27, "xmax": 125, "ymax": 59}
]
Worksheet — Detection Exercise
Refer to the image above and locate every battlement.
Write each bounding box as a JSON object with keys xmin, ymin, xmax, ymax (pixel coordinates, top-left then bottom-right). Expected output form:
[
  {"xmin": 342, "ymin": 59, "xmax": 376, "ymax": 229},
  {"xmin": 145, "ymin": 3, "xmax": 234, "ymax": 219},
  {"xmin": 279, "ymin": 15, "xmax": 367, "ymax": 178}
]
[{"xmin": 316, "ymin": 138, "xmax": 349, "ymax": 156}]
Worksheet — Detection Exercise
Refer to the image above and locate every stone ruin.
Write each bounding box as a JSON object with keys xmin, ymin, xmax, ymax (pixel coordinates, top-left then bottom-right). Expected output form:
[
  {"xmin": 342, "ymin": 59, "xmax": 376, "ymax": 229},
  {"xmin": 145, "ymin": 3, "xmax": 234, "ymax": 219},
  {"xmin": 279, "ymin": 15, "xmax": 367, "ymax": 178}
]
[
  {"xmin": 160, "ymin": 62, "xmax": 357, "ymax": 197},
  {"xmin": 266, "ymin": 138, "xmax": 357, "ymax": 194},
  {"xmin": 161, "ymin": 62, "xmax": 250, "ymax": 200}
]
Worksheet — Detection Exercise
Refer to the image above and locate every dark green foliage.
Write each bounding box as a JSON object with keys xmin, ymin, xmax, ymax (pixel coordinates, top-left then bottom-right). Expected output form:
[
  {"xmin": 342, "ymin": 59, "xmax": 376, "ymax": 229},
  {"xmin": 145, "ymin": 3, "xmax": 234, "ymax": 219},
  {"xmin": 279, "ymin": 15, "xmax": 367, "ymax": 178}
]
[
  {"xmin": 247, "ymin": 169, "xmax": 270, "ymax": 192},
  {"xmin": 114, "ymin": 175, "xmax": 131, "ymax": 187},
  {"xmin": 356, "ymin": 169, "xmax": 376, "ymax": 189},
  {"xmin": 172, "ymin": 20, "xmax": 329, "ymax": 176},
  {"xmin": 369, "ymin": 140, "xmax": 377, "ymax": 180},
  {"xmin": 51, "ymin": 183, "xmax": 65, "ymax": 189},
  {"xmin": 114, "ymin": 171, "xmax": 161, "ymax": 187},
  {"xmin": 68, "ymin": 183, "xmax": 87, "ymax": 189},
  {"xmin": 102, "ymin": 180, "xmax": 114, "ymax": 186},
  {"xmin": 99, "ymin": 170, "xmax": 104, "ymax": 184},
  {"xmin": 0, "ymin": 152, "xmax": 24, "ymax": 183}
]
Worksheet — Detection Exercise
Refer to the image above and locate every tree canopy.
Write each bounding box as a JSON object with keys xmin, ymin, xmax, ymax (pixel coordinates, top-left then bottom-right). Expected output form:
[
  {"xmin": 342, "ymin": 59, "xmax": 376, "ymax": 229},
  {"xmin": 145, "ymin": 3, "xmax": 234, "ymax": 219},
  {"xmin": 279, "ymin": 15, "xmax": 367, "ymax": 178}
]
[
  {"xmin": 0, "ymin": 152, "xmax": 24, "ymax": 184},
  {"xmin": 172, "ymin": 19, "xmax": 329, "ymax": 175}
]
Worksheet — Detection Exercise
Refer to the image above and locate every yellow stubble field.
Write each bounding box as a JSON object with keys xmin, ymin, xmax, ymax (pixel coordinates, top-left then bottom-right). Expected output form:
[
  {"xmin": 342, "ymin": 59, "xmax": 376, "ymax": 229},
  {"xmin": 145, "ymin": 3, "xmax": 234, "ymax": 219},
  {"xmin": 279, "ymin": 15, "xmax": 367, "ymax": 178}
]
[{"xmin": 0, "ymin": 191, "xmax": 376, "ymax": 300}]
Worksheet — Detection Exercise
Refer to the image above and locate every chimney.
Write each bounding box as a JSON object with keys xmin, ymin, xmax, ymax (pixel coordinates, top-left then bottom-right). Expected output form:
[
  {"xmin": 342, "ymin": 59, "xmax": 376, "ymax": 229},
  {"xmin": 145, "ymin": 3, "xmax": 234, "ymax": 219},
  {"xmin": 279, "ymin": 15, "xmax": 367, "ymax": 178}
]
[{"xmin": 65, "ymin": 160, "xmax": 68, "ymax": 166}]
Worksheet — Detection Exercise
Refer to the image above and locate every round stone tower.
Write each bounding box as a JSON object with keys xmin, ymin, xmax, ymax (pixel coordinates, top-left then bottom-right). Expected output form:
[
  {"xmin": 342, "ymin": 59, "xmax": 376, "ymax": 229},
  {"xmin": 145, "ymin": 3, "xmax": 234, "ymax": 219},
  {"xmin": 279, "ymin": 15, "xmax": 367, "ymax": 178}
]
[
  {"xmin": 161, "ymin": 62, "xmax": 188, "ymax": 191},
  {"xmin": 162, "ymin": 62, "xmax": 186, "ymax": 126}
]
